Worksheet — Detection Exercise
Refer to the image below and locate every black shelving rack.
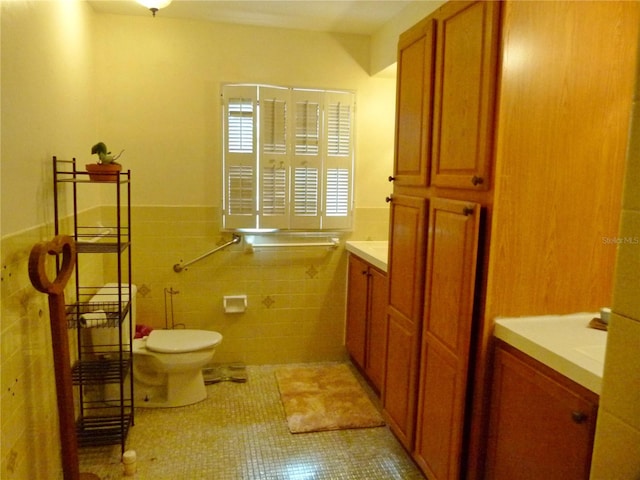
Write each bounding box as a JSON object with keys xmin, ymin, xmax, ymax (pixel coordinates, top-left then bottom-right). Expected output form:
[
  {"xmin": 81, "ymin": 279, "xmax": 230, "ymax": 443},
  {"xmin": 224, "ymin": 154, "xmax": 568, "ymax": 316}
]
[{"xmin": 52, "ymin": 156, "xmax": 133, "ymax": 452}]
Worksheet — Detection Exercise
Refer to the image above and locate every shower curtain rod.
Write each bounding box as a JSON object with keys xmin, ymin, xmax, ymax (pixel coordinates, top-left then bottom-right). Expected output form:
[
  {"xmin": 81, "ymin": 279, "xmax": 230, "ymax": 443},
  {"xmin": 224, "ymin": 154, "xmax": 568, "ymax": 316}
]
[{"xmin": 173, "ymin": 234, "xmax": 241, "ymax": 272}]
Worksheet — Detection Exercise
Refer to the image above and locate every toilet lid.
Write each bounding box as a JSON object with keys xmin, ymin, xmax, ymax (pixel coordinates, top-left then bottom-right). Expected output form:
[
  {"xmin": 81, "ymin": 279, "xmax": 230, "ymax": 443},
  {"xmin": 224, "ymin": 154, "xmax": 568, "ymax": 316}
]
[{"xmin": 145, "ymin": 329, "xmax": 223, "ymax": 353}]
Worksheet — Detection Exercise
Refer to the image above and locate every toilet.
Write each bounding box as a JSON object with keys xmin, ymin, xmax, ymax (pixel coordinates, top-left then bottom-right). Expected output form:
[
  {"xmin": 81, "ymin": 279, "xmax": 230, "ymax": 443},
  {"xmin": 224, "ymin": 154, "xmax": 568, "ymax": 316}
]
[
  {"xmin": 88, "ymin": 283, "xmax": 223, "ymax": 408},
  {"xmin": 133, "ymin": 329, "xmax": 222, "ymax": 408}
]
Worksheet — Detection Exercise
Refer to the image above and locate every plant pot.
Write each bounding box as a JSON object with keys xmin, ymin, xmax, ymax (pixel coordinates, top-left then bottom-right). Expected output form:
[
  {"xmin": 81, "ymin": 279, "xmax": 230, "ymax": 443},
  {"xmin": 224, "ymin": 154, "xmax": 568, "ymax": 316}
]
[{"xmin": 85, "ymin": 163, "xmax": 122, "ymax": 182}]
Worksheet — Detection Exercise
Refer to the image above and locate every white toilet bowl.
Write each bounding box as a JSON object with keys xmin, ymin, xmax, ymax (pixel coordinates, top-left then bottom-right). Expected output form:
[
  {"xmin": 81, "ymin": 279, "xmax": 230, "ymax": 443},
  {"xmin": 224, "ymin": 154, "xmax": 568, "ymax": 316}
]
[{"xmin": 133, "ymin": 329, "xmax": 223, "ymax": 408}]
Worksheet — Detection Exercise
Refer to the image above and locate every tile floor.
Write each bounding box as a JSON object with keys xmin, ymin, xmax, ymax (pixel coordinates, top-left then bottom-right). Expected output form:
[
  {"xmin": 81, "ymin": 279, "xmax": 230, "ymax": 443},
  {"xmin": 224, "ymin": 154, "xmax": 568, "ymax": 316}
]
[{"xmin": 79, "ymin": 363, "xmax": 426, "ymax": 479}]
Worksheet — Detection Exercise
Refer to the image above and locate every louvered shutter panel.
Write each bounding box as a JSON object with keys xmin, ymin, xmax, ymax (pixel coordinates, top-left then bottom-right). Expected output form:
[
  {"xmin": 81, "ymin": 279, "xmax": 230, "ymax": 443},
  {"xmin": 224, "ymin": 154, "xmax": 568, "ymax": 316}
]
[
  {"xmin": 259, "ymin": 86, "xmax": 290, "ymax": 229},
  {"xmin": 291, "ymin": 90, "xmax": 323, "ymax": 230},
  {"xmin": 223, "ymin": 85, "xmax": 258, "ymax": 229},
  {"xmin": 323, "ymin": 91, "xmax": 354, "ymax": 229}
]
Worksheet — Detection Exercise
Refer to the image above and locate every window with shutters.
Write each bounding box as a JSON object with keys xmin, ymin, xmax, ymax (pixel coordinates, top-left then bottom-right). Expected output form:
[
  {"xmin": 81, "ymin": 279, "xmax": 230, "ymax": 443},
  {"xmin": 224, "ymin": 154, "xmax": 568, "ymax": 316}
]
[{"xmin": 222, "ymin": 84, "xmax": 354, "ymax": 231}]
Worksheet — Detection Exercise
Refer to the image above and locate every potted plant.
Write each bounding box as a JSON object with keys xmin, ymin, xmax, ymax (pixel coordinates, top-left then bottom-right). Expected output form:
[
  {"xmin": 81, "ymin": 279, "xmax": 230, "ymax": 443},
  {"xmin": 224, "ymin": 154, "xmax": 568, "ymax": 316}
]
[{"xmin": 86, "ymin": 142, "xmax": 125, "ymax": 181}]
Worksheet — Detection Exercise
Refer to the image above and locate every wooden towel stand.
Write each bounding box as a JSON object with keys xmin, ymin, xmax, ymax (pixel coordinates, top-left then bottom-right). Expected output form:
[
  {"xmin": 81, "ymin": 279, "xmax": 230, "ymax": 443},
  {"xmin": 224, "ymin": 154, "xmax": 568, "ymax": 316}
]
[{"xmin": 29, "ymin": 235, "xmax": 100, "ymax": 480}]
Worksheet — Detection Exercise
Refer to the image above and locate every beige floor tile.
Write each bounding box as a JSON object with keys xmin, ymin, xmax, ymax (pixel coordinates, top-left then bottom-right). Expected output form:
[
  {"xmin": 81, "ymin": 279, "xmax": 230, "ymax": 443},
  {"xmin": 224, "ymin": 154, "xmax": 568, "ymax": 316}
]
[{"xmin": 79, "ymin": 363, "xmax": 425, "ymax": 480}]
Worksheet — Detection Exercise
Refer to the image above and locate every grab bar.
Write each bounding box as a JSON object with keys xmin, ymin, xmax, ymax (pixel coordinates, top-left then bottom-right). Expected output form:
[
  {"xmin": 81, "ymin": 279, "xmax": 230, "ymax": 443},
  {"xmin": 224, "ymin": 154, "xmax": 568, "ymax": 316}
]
[
  {"xmin": 246, "ymin": 237, "xmax": 339, "ymax": 250},
  {"xmin": 173, "ymin": 234, "xmax": 241, "ymax": 272}
]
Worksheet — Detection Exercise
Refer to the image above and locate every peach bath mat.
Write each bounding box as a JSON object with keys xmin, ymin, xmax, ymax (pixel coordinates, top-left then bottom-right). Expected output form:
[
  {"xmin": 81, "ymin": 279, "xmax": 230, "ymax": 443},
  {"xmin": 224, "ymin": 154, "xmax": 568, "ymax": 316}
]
[{"xmin": 275, "ymin": 363, "xmax": 385, "ymax": 433}]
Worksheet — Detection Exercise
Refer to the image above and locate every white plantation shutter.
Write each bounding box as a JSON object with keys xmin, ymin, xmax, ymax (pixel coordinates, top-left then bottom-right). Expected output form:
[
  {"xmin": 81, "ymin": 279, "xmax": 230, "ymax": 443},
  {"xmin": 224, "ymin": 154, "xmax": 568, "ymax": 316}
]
[
  {"xmin": 327, "ymin": 98, "xmax": 352, "ymax": 156},
  {"xmin": 222, "ymin": 84, "xmax": 354, "ymax": 231},
  {"xmin": 223, "ymin": 86, "xmax": 258, "ymax": 229},
  {"xmin": 295, "ymin": 99, "xmax": 320, "ymax": 155},
  {"xmin": 259, "ymin": 87, "xmax": 290, "ymax": 229},
  {"xmin": 323, "ymin": 92, "xmax": 353, "ymax": 229},
  {"xmin": 294, "ymin": 166, "xmax": 319, "ymax": 216},
  {"xmin": 291, "ymin": 90, "xmax": 323, "ymax": 230}
]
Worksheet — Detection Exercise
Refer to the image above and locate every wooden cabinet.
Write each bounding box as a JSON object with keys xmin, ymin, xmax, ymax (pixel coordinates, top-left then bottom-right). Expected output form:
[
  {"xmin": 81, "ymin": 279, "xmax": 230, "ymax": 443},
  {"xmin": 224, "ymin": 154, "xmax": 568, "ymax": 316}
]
[
  {"xmin": 431, "ymin": 1, "xmax": 500, "ymax": 190},
  {"xmin": 385, "ymin": 0, "xmax": 499, "ymax": 465},
  {"xmin": 414, "ymin": 198, "xmax": 481, "ymax": 479},
  {"xmin": 485, "ymin": 342, "xmax": 599, "ymax": 480},
  {"xmin": 383, "ymin": 194, "xmax": 427, "ymax": 448},
  {"xmin": 346, "ymin": 254, "xmax": 388, "ymax": 392},
  {"xmin": 387, "ymin": 1, "xmax": 636, "ymax": 478},
  {"xmin": 393, "ymin": 16, "xmax": 435, "ymax": 188}
]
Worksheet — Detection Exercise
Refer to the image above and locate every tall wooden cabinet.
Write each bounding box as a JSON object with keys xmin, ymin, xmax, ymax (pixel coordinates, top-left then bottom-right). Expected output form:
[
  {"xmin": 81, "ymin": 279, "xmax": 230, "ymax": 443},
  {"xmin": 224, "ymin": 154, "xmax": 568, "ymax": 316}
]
[
  {"xmin": 385, "ymin": 1, "xmax": 639, "ymax": 479},
  {"xmin": 384, "ymin": 0, "xmax": 500, "ymax": 464}
]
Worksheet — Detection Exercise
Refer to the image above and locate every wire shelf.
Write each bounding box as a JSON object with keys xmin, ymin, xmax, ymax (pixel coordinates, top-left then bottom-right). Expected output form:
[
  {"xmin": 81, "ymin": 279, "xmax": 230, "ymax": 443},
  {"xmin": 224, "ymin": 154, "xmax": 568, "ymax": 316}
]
[
  {"xmin": 76, "ymin": 413, "xmax": 133, "ymax": 447},
  {"xmin": 72, "ymin": 356, "xmax": 131, "ymax": 385},
  {"xmin": 65, "ymin": 300, "xmax": 131, "ymax": 329},
  {"xmin": 76, "ymin": 241, "xmax": 130, "ymax": 254}
]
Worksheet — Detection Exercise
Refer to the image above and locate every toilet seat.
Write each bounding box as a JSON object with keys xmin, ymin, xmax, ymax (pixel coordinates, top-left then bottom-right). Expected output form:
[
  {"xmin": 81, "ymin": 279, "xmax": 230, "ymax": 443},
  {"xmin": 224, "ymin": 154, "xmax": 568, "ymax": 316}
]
[{"xmin": 146, "ymin": 329, "xmax": 223, "ymax": 353}]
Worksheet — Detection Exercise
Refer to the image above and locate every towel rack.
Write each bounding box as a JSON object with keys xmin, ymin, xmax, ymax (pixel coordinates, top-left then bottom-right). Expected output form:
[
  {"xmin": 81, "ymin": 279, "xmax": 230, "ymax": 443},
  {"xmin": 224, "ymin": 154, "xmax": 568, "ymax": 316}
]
[
  {"xmin": 246, "ymin": 237, "xmax": 339, "ymax": 250},
  {"xmin": 173, "ymin": 234, "xmax": 241, "ymax": 272}
]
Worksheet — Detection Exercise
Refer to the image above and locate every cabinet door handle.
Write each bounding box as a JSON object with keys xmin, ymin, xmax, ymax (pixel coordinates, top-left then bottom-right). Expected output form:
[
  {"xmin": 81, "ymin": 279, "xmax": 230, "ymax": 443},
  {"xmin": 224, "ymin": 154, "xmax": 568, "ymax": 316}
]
[
  {"xmin": 385, "ymin": 196, "xmax": 393, "ymax": 203},
  {"xmin": 471, "ymin": 175, "xmax": 484, "ymax": 186},
  {"xmin": 388, "ymin": 175, "xmax": 396, "ymax": 182},
  {"xmin": 361, "ymin": 270, "xmax": 368, "ymax": 276},
  {"xmin": 462, "ymin": 206, "xmax": 475, "ymax": 216},
  {"xmin": 571, "ymin": 411, "xmax": 588, "ymax": 424}
]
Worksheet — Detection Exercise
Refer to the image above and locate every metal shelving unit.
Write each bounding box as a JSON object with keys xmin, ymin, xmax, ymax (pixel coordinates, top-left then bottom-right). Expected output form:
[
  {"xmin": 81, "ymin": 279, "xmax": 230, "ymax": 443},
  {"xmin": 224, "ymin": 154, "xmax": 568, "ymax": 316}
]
[{"xmin": 52, "ymin": 156, "xmax": 133, "ymax": 452}]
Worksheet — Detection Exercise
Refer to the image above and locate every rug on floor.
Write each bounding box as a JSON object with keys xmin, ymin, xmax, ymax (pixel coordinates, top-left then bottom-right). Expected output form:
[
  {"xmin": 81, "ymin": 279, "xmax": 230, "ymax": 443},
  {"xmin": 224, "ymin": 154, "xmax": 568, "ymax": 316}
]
[{"xmin": 275, "ymin": 363, "xmax": 385, "ymax": 434}]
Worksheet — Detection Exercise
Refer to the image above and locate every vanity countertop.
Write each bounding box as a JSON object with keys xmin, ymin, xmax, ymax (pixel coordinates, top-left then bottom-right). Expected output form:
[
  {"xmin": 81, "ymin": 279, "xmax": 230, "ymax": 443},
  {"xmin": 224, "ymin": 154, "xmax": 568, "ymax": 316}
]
[
  {"xmin": 494, "ymin": 313, "xmax": 608, "ymax": 394},
  {"xmin": 345, "ymin": 241, "xmax": 388, "ymax": 272}
]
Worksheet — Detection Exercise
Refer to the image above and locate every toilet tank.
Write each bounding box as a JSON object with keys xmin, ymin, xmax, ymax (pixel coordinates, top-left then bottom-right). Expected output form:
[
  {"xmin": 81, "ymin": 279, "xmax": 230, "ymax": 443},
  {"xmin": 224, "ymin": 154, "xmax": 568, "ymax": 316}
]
[{"xmin": 90, "ymin": 283, "xmax": 137, "ymax": 342}]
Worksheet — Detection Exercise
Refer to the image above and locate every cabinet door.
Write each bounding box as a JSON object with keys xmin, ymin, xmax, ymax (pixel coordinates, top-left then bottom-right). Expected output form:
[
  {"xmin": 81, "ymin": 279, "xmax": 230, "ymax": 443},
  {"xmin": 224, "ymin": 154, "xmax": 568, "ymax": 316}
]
[
  {"xmin": 386, "ymin": 195, "xmax": 428, "ymax": 322},
  {"xmin": 485, "ymin": 344, "xmax": 598, "ymax": 480},
  {"xmin": 431, "ymin": 1, "xmax": 500, "ymax": 190},
  {"xmin": 384, "ymin": 309, "xmax": 421, "ymax": 450},
  {"xmin": 383, "ymin": 194, "xmax": 428, "ymax": 449},
  {"xmin": 346, "ymin": 254, "xmax": 369, "ymax": 369},
  {"xmin": 414, "ymin": 198, "xmax": 481, "ymax": 480},
  {"xmin": 393, "ymin": 17, "xmax": 435, "ymax": 188},
  {"xmin": 365, "ymin": 266, "xmax": 388, "ymax": 392}
]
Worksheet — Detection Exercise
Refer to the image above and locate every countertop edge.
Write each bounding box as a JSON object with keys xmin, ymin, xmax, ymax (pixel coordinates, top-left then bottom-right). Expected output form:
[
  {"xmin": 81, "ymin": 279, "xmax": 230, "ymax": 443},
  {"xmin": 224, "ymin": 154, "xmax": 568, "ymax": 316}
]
[
  {"xmin": 345, "ymin": 241, "xmax": 388, "ymax": 272},
  {"xmin": 494, "ymin": 318, "xmax": 603, "ymax": 395}
]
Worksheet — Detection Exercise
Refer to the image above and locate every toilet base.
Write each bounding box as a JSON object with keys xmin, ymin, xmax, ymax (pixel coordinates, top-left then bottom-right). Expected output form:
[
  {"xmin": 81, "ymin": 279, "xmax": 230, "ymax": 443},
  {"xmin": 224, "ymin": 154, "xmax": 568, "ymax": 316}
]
[{"xmin": 135, "ymin": 369, "xmax": 208, "ymax": 408}]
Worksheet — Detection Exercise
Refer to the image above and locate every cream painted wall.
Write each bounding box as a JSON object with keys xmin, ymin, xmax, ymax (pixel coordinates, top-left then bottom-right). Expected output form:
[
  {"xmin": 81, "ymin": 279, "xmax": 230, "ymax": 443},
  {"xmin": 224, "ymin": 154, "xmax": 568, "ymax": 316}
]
[
  {"xmin": 93, "ymin": 13, "xmax": 396, "ymax": 210},
  {"xmin": 1, "ymin": 2, "xmax": 98, "ymax": 478},
  {"xmin": 1, "ymin": 0, "xmax": 99, "ymax": 236}
]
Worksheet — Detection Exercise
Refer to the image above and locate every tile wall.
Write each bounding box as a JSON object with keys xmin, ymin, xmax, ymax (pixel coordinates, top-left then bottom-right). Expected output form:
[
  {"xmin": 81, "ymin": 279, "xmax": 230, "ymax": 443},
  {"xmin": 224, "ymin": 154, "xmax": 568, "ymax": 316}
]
[
  {"xmin": 131, "ymin": 205, "xmax": 389, "ymax": 364},
  {"xmin": 0, "ymin": 209, "xmax": 103, "ymax": 479},
  {"xmin": 590, "ymin": 30, "xmax": 640, "ymax": 478},
  {"xmin": 0, "ymin": 203, "xmax": 389, "ymax": 477}
]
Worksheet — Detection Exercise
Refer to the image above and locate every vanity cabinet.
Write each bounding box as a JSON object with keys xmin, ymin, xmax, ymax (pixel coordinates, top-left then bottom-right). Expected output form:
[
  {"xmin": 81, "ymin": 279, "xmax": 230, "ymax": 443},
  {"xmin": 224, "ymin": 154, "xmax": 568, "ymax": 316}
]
[
  {"xmin": 346, "ymin": 254, "xmax": 388, "ymax": 391},
  {"xmin": 485, "ymin": 342, "xmax": 598, "ymax": 480}
]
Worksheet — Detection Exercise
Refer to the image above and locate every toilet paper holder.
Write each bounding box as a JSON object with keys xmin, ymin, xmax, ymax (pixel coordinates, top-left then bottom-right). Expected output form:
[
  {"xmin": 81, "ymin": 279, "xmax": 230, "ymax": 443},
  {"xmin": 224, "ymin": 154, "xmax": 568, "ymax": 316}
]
[{"xmin": 224, "ymin": 295, "xmax": 247, "ymax": 313}]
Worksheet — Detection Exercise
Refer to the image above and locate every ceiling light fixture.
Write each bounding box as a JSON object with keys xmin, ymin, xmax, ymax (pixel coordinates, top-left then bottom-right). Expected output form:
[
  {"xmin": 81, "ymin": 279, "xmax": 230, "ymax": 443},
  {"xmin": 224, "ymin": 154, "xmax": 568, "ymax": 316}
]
[{"xmin": 136, "ymin": 0, "xmax": 172, "ymax": 17}]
